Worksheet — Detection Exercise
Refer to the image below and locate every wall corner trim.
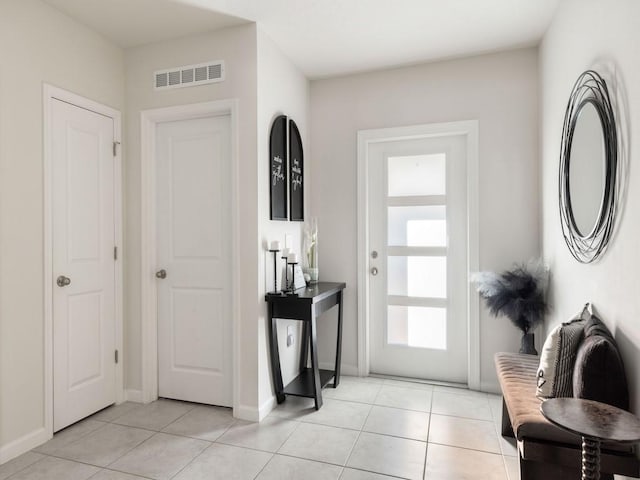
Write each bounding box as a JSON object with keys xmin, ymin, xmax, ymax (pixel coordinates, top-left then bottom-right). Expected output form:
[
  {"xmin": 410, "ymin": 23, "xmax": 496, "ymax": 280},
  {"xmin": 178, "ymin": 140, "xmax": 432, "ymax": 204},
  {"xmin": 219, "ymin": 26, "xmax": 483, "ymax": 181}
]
[
  {"xmin": 124, "ymin": 389, "xmax": 145, "ymax": 403},
  {"xmin": 234, "ymin": 396, "xmax": 277, "ymax": 422}
]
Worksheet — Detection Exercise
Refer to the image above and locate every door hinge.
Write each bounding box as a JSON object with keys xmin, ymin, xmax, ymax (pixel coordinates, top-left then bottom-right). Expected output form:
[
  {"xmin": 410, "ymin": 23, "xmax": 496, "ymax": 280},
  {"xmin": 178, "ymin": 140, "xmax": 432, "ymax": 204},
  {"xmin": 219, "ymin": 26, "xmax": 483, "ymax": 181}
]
[
  {"xmin": 113, "ymin": 141, "xmax": 120, "ymax": 157},
  {"xmin": 115, "ymin": 349, "xmax": 119, "ymax": 364},
  {"xmin": 114, "ymin": 246, "xmax": 118, "ymax": 260}
]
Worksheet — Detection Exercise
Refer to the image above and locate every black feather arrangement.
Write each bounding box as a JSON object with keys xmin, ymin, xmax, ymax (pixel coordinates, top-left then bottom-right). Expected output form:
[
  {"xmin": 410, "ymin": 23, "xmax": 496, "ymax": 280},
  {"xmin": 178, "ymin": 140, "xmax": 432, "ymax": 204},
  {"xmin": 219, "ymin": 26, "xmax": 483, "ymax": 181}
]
[{"xmin": 472, "ymin": 260, "xmax": 549, "ymax": 334}]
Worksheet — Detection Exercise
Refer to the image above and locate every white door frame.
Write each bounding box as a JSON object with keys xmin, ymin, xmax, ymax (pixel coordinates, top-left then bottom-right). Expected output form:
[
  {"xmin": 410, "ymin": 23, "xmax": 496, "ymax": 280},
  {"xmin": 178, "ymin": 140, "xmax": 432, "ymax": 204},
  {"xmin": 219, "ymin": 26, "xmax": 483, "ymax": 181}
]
[
  {"xmin": 140, "ymin": 100, "xmax": 240, "ymax": 413},
  {"xmin": 43, "ymin": 84, "xmax": 124, "ymax": 438},
  {"xmin": 356, "ymin": 120, "xmax": 480, "ymax": 390}
]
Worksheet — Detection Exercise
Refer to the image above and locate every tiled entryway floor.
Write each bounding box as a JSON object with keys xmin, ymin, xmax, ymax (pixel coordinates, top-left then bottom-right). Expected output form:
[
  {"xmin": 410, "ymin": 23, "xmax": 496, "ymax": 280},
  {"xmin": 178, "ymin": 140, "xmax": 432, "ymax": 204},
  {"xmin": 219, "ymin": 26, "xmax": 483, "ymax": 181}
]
[{"xmin": 0, "ymin": 376, "xmax": 520, "ymax": 480}]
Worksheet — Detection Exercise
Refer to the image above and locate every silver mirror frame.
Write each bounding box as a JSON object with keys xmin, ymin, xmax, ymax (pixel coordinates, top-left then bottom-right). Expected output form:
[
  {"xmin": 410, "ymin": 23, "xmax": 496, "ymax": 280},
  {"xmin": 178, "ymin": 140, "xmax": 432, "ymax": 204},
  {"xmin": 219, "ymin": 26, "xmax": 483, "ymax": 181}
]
[{"xmin": 559, "ymin": 70, "xmax": 618, "ymax": 263}]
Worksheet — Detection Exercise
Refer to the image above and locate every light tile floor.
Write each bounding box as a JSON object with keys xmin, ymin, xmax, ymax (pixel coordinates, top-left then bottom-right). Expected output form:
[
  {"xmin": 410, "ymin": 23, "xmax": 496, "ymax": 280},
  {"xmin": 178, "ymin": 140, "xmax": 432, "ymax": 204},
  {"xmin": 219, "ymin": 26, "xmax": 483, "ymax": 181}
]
[{"xmin": 0, "ymin": 377, "xmax": 520, "ymax": 480}]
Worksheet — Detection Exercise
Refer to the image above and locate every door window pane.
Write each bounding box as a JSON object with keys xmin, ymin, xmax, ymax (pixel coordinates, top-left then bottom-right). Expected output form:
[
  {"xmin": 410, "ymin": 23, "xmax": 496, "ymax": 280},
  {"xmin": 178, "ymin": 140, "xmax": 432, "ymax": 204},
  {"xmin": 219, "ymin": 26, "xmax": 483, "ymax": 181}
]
[
  {"xmin": 387, "ymin": 306, "xmax": 446, "ymax": 350},
  {"xmin": 388, "ymin": 256, "xmax": 447, "ymax": 298},
  {"xmin": 388, "ymin": 154, "xmax": 446, "ymax": 197},
  {"xmin": 388, "ymin": 205, "xmax": 446, "ymax": 247}
]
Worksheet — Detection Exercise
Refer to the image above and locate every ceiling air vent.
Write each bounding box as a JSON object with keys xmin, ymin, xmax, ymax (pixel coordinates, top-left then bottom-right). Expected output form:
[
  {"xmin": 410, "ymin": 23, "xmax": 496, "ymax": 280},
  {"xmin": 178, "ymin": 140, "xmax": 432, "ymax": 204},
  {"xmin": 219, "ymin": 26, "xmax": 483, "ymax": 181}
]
[{"xmin": 154, "ymin": 60, "xmax": 225, "ymax": 90}]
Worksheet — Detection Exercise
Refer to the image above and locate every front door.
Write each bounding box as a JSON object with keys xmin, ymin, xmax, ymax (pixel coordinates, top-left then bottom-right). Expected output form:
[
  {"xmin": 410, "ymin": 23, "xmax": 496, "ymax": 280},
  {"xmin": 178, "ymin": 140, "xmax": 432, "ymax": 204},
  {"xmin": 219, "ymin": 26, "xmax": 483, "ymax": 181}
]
[
  {"xmin": 156, "ymin": 114, "xmax": 233, "ymax": 407},
  {"xmin": 368, "ymin": 134, "xmax": 469, "ymax": 383},
  {"xmin": 52, "ymin": 99, "xmax": 116, "ymax": 431}
]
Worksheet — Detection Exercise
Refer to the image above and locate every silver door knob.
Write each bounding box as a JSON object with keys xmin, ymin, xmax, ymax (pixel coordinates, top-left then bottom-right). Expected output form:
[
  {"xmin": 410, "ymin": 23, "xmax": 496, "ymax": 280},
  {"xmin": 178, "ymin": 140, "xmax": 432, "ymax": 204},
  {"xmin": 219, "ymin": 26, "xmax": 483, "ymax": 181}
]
[
  {"xmin": 370, "ymin": 267, "xmax": 378, "ymax": 276},
  {"xmin": 56, "ymin": 275, "xmax": 71, "ymax": 287},
  {"xmin": 155, "ymin": 269, "xmax": 167, "ymax": 279}
]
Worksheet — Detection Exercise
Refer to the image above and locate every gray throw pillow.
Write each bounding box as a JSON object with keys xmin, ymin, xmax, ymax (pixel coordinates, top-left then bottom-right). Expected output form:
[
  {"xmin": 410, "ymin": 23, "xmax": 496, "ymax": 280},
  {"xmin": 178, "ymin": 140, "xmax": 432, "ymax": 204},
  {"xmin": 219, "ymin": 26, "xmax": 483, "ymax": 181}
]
[
  {"xmin": 573, "ymin": 313, "xmax": 629, "ymax": 410},
  {"xmin": 536, "ymin": 311, "xmax": 586, "ymax": 399}
]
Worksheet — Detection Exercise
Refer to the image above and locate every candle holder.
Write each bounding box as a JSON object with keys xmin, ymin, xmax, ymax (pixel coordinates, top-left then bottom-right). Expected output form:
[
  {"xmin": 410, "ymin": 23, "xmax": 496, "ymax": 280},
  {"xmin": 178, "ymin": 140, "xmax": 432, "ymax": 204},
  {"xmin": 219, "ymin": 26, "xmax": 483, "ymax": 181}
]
[
  {"xmin": 266, "ymin": 249, "xmax": 282, "ymax": 296},
  {"xmin": 286, "ymin": 261, "xmax": 299, "ymax": 296},
  {"xmin": 282, "ymin": 253, "xmax": 291, "ymax": 294}
]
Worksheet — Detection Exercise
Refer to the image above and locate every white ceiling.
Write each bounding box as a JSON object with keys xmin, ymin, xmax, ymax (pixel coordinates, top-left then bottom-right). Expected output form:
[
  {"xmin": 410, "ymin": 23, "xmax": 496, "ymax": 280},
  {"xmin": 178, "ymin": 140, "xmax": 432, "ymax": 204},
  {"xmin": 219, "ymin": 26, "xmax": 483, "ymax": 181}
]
[
  {"xmin": 42, "ymin": 0, "xmax": 249, "ymax": 48},
  {"xmin": 43, "ymin": 0, "xmax": 560, "ymax": 79}
]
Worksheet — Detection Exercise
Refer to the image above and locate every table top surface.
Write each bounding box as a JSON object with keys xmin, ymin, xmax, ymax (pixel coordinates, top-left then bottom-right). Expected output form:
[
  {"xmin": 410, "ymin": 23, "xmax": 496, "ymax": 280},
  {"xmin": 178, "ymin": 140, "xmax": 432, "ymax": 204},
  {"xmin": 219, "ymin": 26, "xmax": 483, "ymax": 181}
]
[
  {"xmin": 541, "ymin": 398, "xmax": 640, "ymax": 443},
  {"xmin": 265, "ymin": 282, "xmax": 346, "ymax": 303}
]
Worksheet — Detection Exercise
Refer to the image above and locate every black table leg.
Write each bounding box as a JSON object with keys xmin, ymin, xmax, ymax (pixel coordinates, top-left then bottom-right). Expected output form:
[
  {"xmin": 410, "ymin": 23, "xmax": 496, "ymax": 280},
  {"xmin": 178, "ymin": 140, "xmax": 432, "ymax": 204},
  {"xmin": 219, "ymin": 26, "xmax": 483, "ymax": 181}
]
[
  {"xmin": 309, "ymin": 305, "xmax": 323, "ymax": 410},
  {"xmin": 267, "ymin": 305, "xmax": 285, "ymax": 403},
  {"xmin": 582, "ymin": 436, "xmax": 601, "ymax": 480},
  {"xmin": 299, "ymin": 321, "xmax": 309, "ymax": 372},
  {"xmin": 333, "ymin": 290, "xmax": 343, "ymax": 388}
]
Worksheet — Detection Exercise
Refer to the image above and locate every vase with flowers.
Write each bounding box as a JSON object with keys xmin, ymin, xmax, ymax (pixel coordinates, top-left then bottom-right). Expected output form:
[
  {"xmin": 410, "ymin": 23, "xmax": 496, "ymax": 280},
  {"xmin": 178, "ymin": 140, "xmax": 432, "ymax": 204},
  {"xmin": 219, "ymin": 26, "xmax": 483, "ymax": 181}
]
[
  {"xmin": 472, "ymin": 259, "xmax": 549, "ymax": 355},
  {"xmin": 303, "ymin": 218, "xmax": 319, "ymax": 284}
]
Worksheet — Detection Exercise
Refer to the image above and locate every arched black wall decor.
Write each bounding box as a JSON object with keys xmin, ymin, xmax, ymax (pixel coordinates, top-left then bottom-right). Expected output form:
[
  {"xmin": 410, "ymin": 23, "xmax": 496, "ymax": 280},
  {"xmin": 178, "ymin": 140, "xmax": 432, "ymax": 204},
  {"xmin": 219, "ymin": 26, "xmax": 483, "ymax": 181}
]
[
  {"xmin": 270, "ymin": 115, "xmax": 288, "ymax": 220},
  {"xmin": 289, "ymin": 119, "xmax": 304, "ymax": 221},
  {"xmin": 559, "ymin": 70, "xmax": 619, "ymax": 263}
]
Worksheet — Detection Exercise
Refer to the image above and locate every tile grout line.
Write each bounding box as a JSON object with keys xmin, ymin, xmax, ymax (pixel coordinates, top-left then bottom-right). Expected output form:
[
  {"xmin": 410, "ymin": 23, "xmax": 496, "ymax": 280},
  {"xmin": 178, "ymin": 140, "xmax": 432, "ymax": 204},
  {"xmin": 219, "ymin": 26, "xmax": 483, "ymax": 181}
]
[
  {"xmin": 250, "ymin": 451, "xmax": 276, "ymax": 480},
  {"xmin": 38, "ymin": 405, "xmax": 214, "ymax": 479},
  {"xmin": 3, "ymin": 454, "xmax": 49, "ymax": 480},
  {"xmin": 12, "ymin": 386, "xmax": 508, "ymax": 480},
  {"xmin": 426, "ymin": 440, "xmax": 503, "ymax": 456},
  {"xmin": 103, "ymin": 430, "xmax": 168, "ymax": 470},
  {"xmin": 423, "ymin": 388, "xmax": 435, "ymax": 479},
  {"xmin": 340, "ymin": 464, "xmax": 413, "ymax": 480},
  {"xmin": 76, "ymin": 421, "xmax": 160, "ymax": 471},
  {"xmin": 89, "ymin": 466, "xmax": 155, "ymax": 479},
  {"xmin": 14, "ymin": 452, "xmax": 118, "ymax": 477},
  {"xmin": 245, "ymin": 420, "xmax": 307, "ymax": 480},
  {"xmin": 273, "ymin": 451, "xmax": 352, "ymax": 470},
  {"xmin": 333, "ymin": 390, "xmax": 378, "ymax": 473},
  {"xmin": 32, "ymin": 420, "xmax": 109, "ymax": 456},
  {"xmin": 490, "ymin": 396, "xmax": 516, "ymax": 480},
  {"xmin": 166, "ymin": 439, "xmax": 215, "ymax": 480},
  {"xmin": 236, "ymin": 414, "xmax": 307, "ymax": 477},
  {"xmin": 341, "ymin": 400, "xmax": 373, "ymax": 470}
]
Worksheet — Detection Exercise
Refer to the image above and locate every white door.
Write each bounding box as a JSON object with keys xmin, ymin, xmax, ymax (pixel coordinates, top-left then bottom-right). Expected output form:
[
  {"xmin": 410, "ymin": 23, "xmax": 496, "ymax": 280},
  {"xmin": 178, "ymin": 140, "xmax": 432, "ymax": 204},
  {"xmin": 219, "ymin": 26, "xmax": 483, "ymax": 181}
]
[
  {"xmin": 52, "ymin": 99, "xmax": 116, "ymax": 431},
  {"xmin": 156, "ymin": 114, "xmax": 233, "ymax": 406},
  {"xmin": 368, "ymin": 134, "xmax": 468, "ymax": 383}
]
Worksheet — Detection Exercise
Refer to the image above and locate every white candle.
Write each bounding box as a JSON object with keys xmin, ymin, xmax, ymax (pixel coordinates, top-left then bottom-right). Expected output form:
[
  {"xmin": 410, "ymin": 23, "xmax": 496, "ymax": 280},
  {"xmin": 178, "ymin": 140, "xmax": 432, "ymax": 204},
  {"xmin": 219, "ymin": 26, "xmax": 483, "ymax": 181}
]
[
  {"xmin": 287, "ymin": 253, "xmax": 298, "ymax": 263},
  {"xmin": 270, "ymin": 240, "xmax": 281, "ymax": 251},
  {"xmin": 281, "ymin": 248, "xmax": 290, "ymax": 257}
]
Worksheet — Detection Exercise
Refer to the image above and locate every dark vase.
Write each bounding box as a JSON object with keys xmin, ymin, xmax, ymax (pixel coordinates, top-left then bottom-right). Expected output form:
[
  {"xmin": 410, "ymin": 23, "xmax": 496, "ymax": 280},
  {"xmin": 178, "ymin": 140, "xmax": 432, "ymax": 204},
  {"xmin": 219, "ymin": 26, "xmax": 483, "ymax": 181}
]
[{"xmin": 519, "ymin": 333, "xmax": 538, "ymax": 355}]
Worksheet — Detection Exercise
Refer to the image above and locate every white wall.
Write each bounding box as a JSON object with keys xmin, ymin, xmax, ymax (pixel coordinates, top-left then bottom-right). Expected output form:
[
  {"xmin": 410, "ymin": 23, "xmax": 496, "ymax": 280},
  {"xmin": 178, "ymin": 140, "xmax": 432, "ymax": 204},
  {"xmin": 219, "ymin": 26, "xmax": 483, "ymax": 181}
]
[
  {"xmin": 0, "ymin": 0, "xmax": 124, "ymax": 461},
  {"xmin": 540, "ymin": 0, "xmax": 640, "ymax": 446},
  {"xmin": 310, "ymin": 49, "xmax": 540, "ymax": 391},
  {"xmin": 123, "ymin": 24, "xmax": 260, "ymax": 414},
  {"xmin": 256, "ymin": 28, "xmax": 310, "ymax": 415},
  {"xmin": 124, "ymin": 23, "xmax": 309, "ymax": 421}
]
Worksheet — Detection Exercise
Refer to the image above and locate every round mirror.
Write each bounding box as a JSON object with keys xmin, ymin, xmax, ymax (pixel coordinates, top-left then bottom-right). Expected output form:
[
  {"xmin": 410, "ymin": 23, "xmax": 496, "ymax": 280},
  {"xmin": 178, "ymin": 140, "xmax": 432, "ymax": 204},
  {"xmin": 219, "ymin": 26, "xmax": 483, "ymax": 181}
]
[
  {"xmin": 559, "ymin": 70, "xmax": 618, "ymax": 263},
  {"xmin": 568, "ymin": 101, "xmax": 606, "ymax": 238}
]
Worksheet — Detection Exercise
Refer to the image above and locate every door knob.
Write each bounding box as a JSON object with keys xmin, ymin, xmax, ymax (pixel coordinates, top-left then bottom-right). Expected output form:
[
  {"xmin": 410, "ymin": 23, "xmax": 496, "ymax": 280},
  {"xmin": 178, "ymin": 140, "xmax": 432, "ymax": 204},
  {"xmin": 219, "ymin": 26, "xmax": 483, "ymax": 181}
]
[
  {"xmin": 155, "ymin": 269, "xmax": 167, "ymax": 279},
  {"xmin": 370, "ymin": 267, "xmax": 378, "ymax": 276},
  {"xmin": 56, "ymin": 275, "xmax": 71, "ymax": 287}
]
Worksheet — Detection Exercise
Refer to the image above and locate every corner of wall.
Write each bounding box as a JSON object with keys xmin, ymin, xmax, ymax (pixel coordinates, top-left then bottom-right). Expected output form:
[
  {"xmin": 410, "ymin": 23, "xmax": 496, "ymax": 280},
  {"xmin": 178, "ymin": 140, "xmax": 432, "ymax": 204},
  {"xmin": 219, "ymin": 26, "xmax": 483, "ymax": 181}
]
[{"xmin": 256, "ymin": 25, "xmax": 311, "ymax": 415}]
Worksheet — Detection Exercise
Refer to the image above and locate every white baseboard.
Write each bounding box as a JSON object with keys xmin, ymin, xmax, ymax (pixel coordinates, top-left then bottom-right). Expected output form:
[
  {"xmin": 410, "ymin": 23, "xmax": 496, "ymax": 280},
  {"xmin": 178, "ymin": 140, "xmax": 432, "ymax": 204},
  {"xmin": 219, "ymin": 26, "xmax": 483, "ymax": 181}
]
[
  {"xmin": 479, "ymin": 380, "xmax": 501, "ymax": 395},
  {"xmin": 258, "ymin": 396, "xmax": 276, "ymax": 421},
  {"xmin": 231, "ymin": 365, "xmax": 358, "ymax": 424},
  {"xmin": 234, "ymin": 396, "xmax": 277, "ymax": 422},
  {"xmin": 0, "ymin": 427, "xmax": 49, "ymax": 465},
  {"xmin": 319, "ymin": 363, "xmax": 359, "ymax": 377},
  {"xmin": 234, "ymin": 404, "xmax": 260, "ymax": 422},
  {"xmin": 125, "ymin": 389, "xmax": 144, "ymax": 403}
]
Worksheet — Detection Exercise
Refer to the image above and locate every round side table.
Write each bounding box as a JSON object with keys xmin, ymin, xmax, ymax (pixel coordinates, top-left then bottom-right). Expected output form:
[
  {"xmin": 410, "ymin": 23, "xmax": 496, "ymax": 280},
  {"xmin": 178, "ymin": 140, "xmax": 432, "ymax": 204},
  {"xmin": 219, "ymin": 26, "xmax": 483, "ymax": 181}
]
[{"xmin": 540, "ymin": 398, "xmax": 640, "ymax": 480}]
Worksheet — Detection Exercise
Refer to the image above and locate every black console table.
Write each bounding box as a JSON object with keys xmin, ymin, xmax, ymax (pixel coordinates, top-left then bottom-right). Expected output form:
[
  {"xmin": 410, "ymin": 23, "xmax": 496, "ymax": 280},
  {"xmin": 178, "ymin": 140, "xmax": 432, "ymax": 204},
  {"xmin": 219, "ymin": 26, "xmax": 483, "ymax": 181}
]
[{"xmin": 265, "ymin": 282, "xmax": 346, "ymax": 410}]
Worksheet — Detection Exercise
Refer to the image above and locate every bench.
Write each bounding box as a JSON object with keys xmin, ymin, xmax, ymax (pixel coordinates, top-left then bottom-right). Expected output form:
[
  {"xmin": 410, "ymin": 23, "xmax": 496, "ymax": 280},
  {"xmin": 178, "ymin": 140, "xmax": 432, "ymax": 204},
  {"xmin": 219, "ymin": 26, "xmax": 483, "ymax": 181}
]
[{"xmin": 495, "ymin": 352, "xmax": 639, "ymax": 480}]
